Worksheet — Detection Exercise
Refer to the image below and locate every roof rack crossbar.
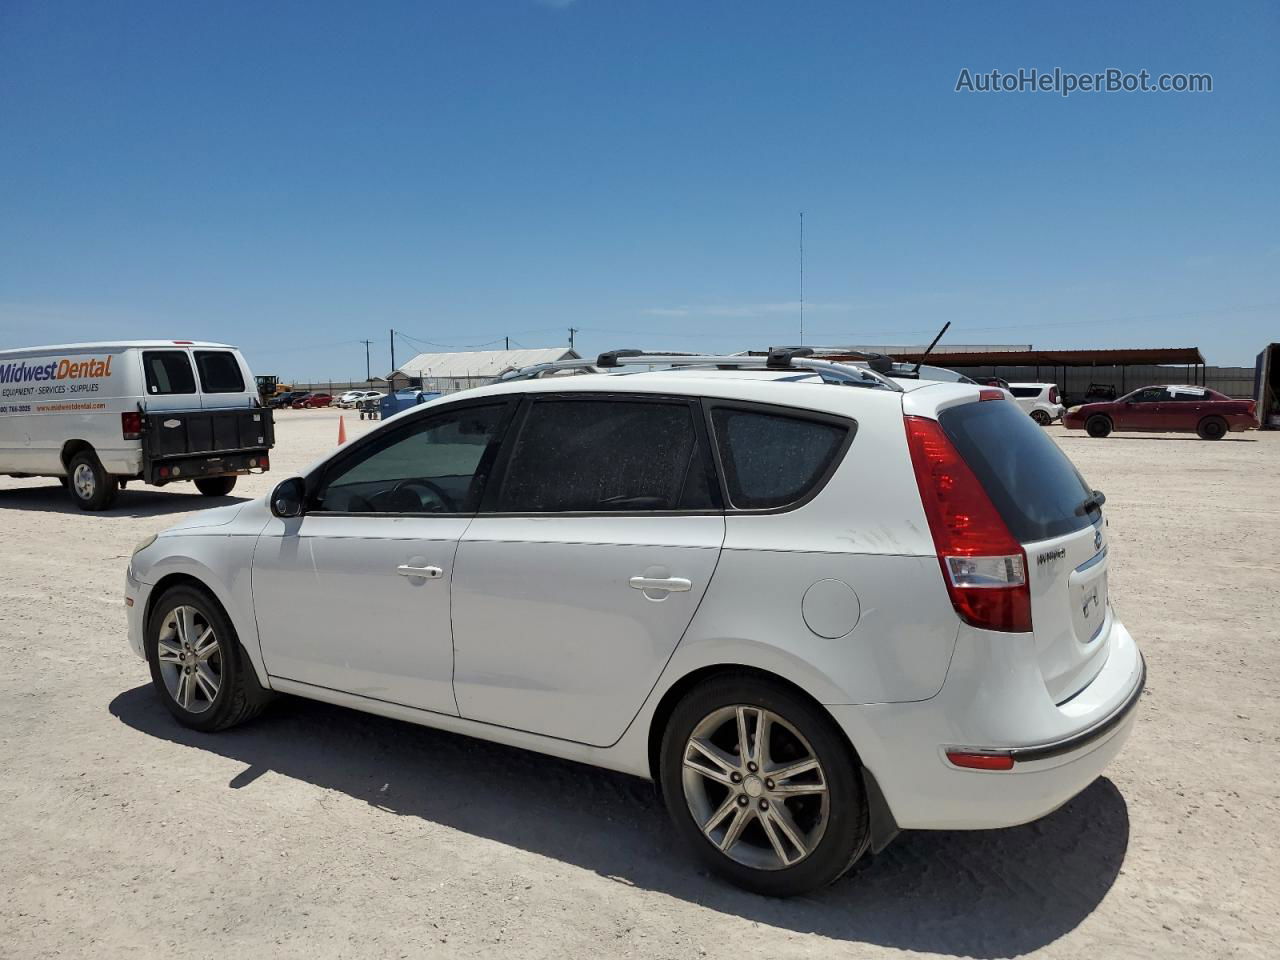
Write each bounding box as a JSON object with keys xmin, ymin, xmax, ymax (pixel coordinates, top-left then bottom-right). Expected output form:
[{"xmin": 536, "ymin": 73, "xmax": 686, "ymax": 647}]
[{"xmin": 495, "ymin": 350, "xmax": 904, "ymax": 392}]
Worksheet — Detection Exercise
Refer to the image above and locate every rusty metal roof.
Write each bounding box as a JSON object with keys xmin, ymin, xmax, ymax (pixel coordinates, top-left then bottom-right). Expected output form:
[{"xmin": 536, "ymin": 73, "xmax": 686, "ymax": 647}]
[{"xmin": 825, "ymin": 347, "xmax": 1206, "ymax": 367}]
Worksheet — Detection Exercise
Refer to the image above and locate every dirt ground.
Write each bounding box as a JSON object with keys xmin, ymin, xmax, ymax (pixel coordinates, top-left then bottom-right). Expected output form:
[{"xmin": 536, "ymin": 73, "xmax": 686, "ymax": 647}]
[{"xmin": 1, "ymin": 410, "xmax": 1276, "ymax": 960}]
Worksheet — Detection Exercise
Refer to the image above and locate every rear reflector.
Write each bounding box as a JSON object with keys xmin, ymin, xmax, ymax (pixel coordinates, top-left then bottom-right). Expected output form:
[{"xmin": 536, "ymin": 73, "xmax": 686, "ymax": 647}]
[
  {"xmin": 121, "ymin": 411, "xmax": 143, "ymax": 440},
  {"xmin": 904, "ymin": 415, "xmax": 1032, "ymax": 633},
  {"xmin": 946, "ymin": 751, "xmax": 1015, "ymax": 771}
]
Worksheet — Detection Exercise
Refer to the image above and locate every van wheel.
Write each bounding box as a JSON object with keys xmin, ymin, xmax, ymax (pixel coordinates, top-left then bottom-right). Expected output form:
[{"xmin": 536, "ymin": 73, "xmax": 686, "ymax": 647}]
[
  {"xmin": 1197, "ymin": 416, "xmax": 1226, "ymax": 441},
  {"xmin": 1085, "ymin": 415, "xmax": 1113, "ymax": 438},
  {"xmin": 145, "ymin": 585, "xmax": 271, "ymax": 732},
  {"xmin": 659, "ymin": 674, "xmax": 869, "ymax": 897},
  {"xmin": 67, "ymin": 450, "xmax": 118, "ymax": 510},
  {"xmin": 195, "ymin": 476, "xmax": 238, "ymax": 497},
  {"xmin": 1031, "ymin": 410, "xmax": 1051, "ymax": 426}
]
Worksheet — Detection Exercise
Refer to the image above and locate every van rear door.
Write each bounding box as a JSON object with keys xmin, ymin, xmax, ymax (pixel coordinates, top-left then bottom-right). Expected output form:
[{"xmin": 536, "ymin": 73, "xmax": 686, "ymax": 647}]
[
  {"xmin": 138, "ymin": 349, "xmax": 199, "ymax": 414},
  {"xmin": 191, "ymin": 349, "xmax": 257, "ymax": 410}
]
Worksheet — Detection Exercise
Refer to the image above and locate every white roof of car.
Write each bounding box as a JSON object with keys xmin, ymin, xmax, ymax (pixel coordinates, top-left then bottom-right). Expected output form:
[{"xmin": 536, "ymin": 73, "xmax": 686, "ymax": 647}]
[
  {"xmin": 392, "ymin": 347, "xmax": 580, "ymax": 379},
  {"xmin": 0, "ymin": 340, "xmax": 236, "ymax": 357}
]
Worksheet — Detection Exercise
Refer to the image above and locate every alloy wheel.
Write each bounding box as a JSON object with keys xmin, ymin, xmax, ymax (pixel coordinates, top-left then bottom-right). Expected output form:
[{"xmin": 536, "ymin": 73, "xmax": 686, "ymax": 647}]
[
  {"xmin": 72, "ymin": 463, "xmax": 96, "ymax": 500},
  {"xmin": 681, "ymin": 705, "xmax": 830, "ymax": 870},
  {"xmin": 155, "ymin": 605, "xmax": 222, "ymax": 714}
]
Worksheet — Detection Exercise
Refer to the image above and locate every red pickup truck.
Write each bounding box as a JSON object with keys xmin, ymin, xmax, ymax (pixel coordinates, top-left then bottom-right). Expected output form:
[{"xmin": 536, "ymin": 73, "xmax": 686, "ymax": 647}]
[{"xmin": 1064, "ymin": 385, "xmax": 1258, "ymax": 440}]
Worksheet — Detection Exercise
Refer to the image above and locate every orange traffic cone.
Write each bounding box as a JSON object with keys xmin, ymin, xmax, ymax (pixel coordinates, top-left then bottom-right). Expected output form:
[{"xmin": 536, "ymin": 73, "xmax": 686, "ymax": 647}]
[{"xmin": 337, "ymin": 415, "xmax": 347, "ymax": 445}]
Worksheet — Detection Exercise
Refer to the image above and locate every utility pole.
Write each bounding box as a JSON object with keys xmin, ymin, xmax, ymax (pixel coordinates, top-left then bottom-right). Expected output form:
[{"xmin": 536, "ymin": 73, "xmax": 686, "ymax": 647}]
[
  {"xmin": 389, "ymin": 329, "xmax": 396, "ymax": 379},
  {"xmin": 505, "ymin": 336, "xmax": 510, "ymax": 350},
  {"xmin": 799, "ymin": 211, "xmax": 805, "ymax": 346},
  {"xmin": 359, "ymin": 340, "xmax": 373, "ymax": 383},
  {"xmin": 568, "ymin": 327, "xmax": 578, "ymax": 351}
]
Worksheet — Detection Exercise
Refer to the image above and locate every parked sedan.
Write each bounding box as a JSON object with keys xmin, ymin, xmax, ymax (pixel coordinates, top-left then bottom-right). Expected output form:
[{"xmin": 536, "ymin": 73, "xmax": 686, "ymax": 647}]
[
  {"xmin": 268, "ymin": 390, "xmax": 307, "ymax": 409},
  {"xmin": 336, "ymin": 390, "xmax": 382, "ymax": 409},
  {"xmin": 1064, "ymin": 385, "xmax": 1258, "ymax": 439},
  {"xmin": 292, "ymin": 393, "xmax": 333, "ymax": 409}
]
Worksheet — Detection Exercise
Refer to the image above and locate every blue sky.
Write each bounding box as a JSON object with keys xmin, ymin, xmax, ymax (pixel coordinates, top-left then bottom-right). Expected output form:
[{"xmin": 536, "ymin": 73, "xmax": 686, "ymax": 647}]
[{"xmin": 1, "ymin": 0, "xmax": 1276, "ymax": 379}]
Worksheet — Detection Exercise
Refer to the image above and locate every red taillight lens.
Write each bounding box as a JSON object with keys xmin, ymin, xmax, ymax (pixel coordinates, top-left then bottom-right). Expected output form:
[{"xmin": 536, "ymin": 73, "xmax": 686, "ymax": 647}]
[
  {"xmin": 946, "ymin": 751, "xmax": 1015, "ymax": 771},
  {"xmin": 121, "ymin": 411, "xmax": 143, "ymax": 440},
  {"xmin": 1048, "ymin": 386, "xmax": 1059, "ymax": 404},
  {"xmin": 904, "ymin": 415, "xmax": 1032, "ymax": 633},
  {"xmin": 978, "ymin": 389, "xmax": 1005, "ymax": 401}
]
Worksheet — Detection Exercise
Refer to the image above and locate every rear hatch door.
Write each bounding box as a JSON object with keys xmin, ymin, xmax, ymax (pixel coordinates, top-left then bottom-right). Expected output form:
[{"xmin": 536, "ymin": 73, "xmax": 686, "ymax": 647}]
[{"xmin": 938, "ymin": 399, "xmax": 1111, "ymax": 702}]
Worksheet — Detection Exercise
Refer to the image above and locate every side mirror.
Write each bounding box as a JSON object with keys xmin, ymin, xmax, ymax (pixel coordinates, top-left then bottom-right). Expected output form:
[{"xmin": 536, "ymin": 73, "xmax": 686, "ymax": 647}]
[{"xmin": 270, "ymin": 477, "xmax": 306, "ymax": 518}]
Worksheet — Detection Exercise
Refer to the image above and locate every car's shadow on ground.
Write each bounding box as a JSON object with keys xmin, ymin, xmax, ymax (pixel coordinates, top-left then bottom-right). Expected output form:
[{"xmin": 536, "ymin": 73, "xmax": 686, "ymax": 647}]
[
  {"xmin": 109, "ymin": 685, "xmax": 1130, "ymax": 957},
  {"xmin": 1057, "ymin": 433, "xmax": 1256, "ymax": 443},
  {"xmin": 0, "ymin": 483, "xmax": 246, "ymax": 517}
]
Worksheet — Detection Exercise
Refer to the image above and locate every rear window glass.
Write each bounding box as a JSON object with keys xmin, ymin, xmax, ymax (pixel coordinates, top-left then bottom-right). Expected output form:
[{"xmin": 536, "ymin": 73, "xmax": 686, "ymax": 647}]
[
  {"xmin": 142, "ymin": 351, "xmax": 196, "ymax": 395},
  {"xmin": 194, "ymin": 351, "xmax": 246, "ymax": 393},
  {"xmin": 497, "ymin": 398, "xmax": 713, "ymax": 512},
  {"xmin": 710, "ymin": 407, "xmax": 848, "ymax": 510},
  {"xmin": 939, "ymin": 400, "xmax": 1094, "ymax": 542}
]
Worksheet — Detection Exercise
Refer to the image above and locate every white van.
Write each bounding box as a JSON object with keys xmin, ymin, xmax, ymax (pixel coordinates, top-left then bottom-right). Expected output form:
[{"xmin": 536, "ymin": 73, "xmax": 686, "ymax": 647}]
[{"xmin": 0, "ymin": 340, "xmax": 274, "ymax": 510}]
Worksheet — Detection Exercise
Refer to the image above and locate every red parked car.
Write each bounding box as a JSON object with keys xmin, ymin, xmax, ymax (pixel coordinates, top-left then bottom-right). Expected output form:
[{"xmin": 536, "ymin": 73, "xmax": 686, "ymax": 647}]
[
  {"xmin": 291, "ymin": 393, "xmax": 333, "ymax": 409},
  {"xmin": 1064, "ymin": 385, "xmax": 1258, "ymax": 440}
]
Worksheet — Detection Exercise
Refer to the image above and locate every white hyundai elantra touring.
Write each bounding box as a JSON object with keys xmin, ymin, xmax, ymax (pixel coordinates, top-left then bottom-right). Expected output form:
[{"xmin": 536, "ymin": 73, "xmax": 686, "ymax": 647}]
[{"xmin": 124, "ymin": 349, "xmax": 1144, "ymax": 897}]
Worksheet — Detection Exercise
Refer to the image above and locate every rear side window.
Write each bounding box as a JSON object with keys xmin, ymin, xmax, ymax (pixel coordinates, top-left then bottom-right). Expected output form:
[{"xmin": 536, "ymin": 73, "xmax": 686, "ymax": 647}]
[
  {"xmin": 194, "ymin": 351, "xmax": 246, "ymax": 393},
  {"xmin": 710, "ymin": 407, "xmax": 849, "ymax": 510},
  {"xmin": 938, "ymin": 400, "xmax": 1094, "ymax": 542},
  {"xmin": 1009, "ymin": 386, "xmax": 1042, "ymax": 399},
  {"xmin": 496, "ymin": 398, "xmax": 714, "ymax": 512},
  {"xmin": 142, "ymin": 351, "xmax": 196, "ymax": 395}
]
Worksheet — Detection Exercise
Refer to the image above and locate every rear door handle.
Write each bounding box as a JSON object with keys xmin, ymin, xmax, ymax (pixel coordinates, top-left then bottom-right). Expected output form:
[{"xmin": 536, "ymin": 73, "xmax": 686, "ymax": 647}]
[
  {"xmin": 396, "ymin": 564, "xmax": 443, "ymax": 579},
  {"xmin": 629, "ymin": 576, "xmax": 692, "ymax": 593}
]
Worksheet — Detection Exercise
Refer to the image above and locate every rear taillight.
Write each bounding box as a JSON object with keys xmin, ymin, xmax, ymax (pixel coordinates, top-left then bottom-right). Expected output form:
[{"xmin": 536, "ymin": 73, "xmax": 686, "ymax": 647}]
[
  {"xmin": 904, "ymin": 415, "xmax": 1032, "ymax": 633},
  {"xmin": 1048, "ymin": 386, "xmax": 1059, "ymax": 404},
  {"xmin": 121, "ymin": 411, "xmax": 143, "ymax": 440},
  {"xmin": 978, "ymin": 388, "xmax": 1005, "ymax": 401}
]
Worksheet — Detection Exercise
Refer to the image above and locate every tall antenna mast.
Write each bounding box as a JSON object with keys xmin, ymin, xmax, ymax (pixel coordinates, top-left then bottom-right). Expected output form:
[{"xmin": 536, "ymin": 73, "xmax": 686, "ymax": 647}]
[{"xmin": 799, "ymin": 211, "xmax": 805, "ymax": 345}]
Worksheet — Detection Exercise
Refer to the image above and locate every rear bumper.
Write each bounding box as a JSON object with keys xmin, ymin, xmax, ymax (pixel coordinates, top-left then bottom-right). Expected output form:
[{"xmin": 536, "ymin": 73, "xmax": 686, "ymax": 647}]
[
  {"xmin": 830, "ymin": 617, "xmax": 1144, "ymax": 831},
  {"xmin": 145, "ymin": 449, "xmax": 270, "ymax": 484}
]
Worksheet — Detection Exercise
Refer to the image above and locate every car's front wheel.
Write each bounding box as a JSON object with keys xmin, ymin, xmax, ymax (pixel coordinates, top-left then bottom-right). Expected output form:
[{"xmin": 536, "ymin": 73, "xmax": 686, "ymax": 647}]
[
  {"xmin": 1086, "ymin": 415, "xmax": 1113, "ymax": 438},
  {"xmin": 659, "ymin": 674, "xmax": 868, "ymax": 897},
  {"xmin": 145, "ymin": 585, "xmax": 270, "ymax": 732}
]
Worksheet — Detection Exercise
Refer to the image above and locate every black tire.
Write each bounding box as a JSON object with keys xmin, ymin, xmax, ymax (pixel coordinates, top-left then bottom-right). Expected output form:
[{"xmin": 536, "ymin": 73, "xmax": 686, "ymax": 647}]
[
  {"xmin": 145, "ymin": 585, "xmax": 271, "ymax": 732},
  {"xmin": 1085, "ymin": 415, "xmax": 1113, "ymax": 438},
  {"xmin": 66, "ymin": 449, "xmax": 118, "ymax": 510},
  {"xmin": 659, "ymin": 673, "xmax": 869, "ymax": 897},
  {"xmin": 194, "ymin": 475, "xmax": 238, "ymax": 497},
  {"xmin": 1197, "ymin": 416, "xmax": 1227, "ymax": 441},
  {"xmin": 1031, "ymin": 409, "xmax": 1051, "ymax": 426}
]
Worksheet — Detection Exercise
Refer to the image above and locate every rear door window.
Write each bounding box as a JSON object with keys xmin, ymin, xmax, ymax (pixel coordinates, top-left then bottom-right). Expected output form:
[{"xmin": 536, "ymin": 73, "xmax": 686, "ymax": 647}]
[
  {"xmin": 938, "ymin": 399, "xmax": 1095, "ymax": 542},
  {"xmin": 495, "ymin": 397, "xmax": 715, "ymax": 512},
  {"xmin": 709, "ymin": 406, "xmax": 850, "ymax": 510},
  {"xmin": 194, "ymin": 351, "xmax": 246, "ymax": 393},
  {"xmin": 1010, "ymin": 386, "xmax": 1042, "ymax": 399},
  {"xmin": 142, "ymin": 351, "xmax": 196, "ymax": 395}
]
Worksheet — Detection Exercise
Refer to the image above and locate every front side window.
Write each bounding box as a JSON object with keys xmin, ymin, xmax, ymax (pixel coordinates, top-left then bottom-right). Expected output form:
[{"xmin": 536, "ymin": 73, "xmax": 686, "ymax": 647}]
[
  {"xmin": 710, "ymin": 407, "xmax": 850, "ymax": 510},
  {"xmin": 194, "ymin": 351, "xmax": 246, "ymax": 393},
  {"xmin": 314, "ymin": 403, "xmax": 507, "ymax": 514},
  {"xmin": 142, "ymin": 351, "xmax": 196, "ymax": 395},
  {"xmin": 496, "ymin": 398, "xmax": 714, "ymax": 512}
]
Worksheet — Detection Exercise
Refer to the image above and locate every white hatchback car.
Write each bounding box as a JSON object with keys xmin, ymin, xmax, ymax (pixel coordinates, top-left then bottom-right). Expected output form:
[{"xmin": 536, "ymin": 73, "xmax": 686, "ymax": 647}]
[
  {"xmin": 1008, "ymin": 382, "xmax": 1066, "ymax": 425},
  {"xmin": 124, "ymin": 349, "xmax": 1144, "ymax": 896}
]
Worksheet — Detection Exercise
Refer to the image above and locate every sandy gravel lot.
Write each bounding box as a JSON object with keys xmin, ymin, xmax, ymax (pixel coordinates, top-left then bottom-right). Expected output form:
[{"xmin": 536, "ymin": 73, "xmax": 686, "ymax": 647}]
[{"xmin": 1, "ymin": 410, "xmax": 1276, "ymax": 959}]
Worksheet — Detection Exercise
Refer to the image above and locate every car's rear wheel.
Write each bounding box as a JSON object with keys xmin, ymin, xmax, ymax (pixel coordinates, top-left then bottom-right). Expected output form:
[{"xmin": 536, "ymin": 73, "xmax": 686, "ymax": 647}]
[
  {"xmin": 1197, "ymin": 416, "xmax": 1227, "ymax": 441},
  {"xmin": 659, "ymin": 674, "xmax": 868, "ymax": 897},
  {"xmin": 195, "ymin": 475, "xmax": 238, "ymax": 497},
  {"xmin": 145, "ymin": 585, "xmax": 270, "ymax": 732},
  {"xmin": 67, "ymin": 450, "xmax": 117, "ymax": 510},
  {"xmin": 1031, "ymin": 409, "xmax": 1051, "ymax": 426},
  {"xmin": 1085, "ymin": 415, "xmax": 1113, "ymax": 438}
]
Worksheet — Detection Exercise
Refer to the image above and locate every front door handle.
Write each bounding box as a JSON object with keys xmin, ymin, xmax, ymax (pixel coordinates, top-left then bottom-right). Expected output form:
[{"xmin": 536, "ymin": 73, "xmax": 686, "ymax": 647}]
[
  {"xmin": 397, "ymin": 564, "xmax": 443, "ymax": 580},
  {"xmin": 629, "ymin": 576, "xmax": 692, "ymax": 593}
]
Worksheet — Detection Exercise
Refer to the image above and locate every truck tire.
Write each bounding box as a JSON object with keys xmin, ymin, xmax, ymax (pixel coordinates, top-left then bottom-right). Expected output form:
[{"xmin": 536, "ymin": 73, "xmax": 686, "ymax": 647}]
[
  {"xmin": 195, "ymin": 476, "xmax": 238, "ymax": 497},
  {"xmin": 1085, "ymin": 415, "xmax": 1113, "ymax": 438},
  {"xmin": 67, "ymin": 450, "xmax": 118, "ymax": 510},
  {"xmin": 1197, "ymin": 416, "xmax": 1227, "ymax": 441}
]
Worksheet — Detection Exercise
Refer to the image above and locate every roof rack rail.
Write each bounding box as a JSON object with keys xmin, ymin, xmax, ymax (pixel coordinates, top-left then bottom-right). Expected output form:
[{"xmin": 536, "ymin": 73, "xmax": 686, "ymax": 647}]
[{"xmin": 496, "ymin": 349, "xmax": 904, "ymax": 392}]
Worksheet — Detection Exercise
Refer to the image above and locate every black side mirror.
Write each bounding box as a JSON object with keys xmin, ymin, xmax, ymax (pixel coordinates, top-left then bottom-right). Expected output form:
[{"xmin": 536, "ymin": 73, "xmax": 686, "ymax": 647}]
[{"xmin": 270, "ymin": 477, "xmax": 306, "ymax": 518}]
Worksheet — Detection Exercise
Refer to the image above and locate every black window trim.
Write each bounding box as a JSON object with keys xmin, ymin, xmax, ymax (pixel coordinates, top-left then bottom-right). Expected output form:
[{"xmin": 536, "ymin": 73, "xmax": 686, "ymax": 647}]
[
  {"xmin": 477, "ymin": 391, "xmax": 726, "ymax": 518},
  {"xmin": 304, "ymin": 396, "xmax": 519, "ymax": 518},
  {"xmin": 701, "ymin": 399, "xmax": 857, "ymax": 515},
  {"xmin": 141, "ymin": 349, "xmax": 197, "ymax": 396}
]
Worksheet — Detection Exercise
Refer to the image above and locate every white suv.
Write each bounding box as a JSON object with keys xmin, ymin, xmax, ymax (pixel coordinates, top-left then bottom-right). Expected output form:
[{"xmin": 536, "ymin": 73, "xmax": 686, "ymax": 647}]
[
  {"xmin": 124, "ymin": 349, "xmax": 1144, "ymax": 896},
  {"xmin": 1008, "ymin": 382, "xmax": 1066, "ymax": 425}
]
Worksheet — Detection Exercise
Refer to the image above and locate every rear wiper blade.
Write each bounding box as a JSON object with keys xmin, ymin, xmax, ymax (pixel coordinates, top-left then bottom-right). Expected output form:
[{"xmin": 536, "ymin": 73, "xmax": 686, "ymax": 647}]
[{"xmin": 1076, "ymin": 489, "xmax": 1107, "ymax": 516}]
